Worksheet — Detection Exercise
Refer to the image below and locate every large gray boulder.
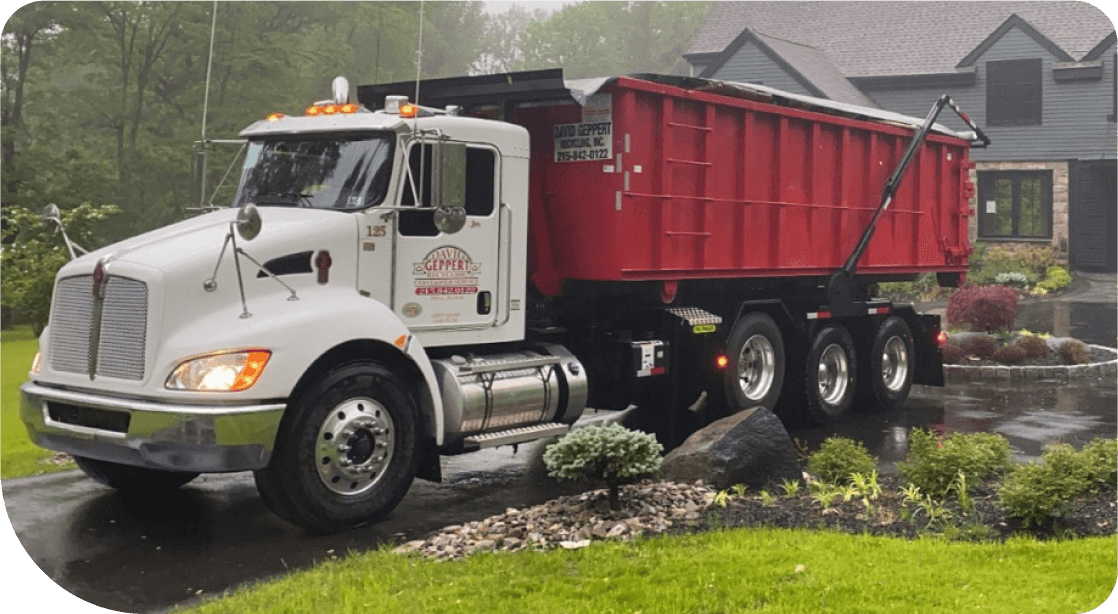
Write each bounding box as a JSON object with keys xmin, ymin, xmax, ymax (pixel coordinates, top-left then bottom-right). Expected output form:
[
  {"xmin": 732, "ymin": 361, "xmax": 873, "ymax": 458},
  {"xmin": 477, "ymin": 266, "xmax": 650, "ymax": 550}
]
[{"xmin": 661, "ymin": 406, "xmax": 802, "ymax": 491}]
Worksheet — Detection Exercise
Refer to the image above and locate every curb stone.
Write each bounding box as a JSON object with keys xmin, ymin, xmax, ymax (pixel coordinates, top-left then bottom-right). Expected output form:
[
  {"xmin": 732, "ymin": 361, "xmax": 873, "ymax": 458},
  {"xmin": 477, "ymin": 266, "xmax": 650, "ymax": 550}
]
[{"xmin": 944, "ymin": 344, "xmax": 1118, "ymax": 382}]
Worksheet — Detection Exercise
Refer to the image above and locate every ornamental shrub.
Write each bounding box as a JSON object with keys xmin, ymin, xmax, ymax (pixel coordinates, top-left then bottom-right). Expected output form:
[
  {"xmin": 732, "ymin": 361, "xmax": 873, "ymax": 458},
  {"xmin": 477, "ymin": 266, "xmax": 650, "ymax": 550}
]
[
  {"xmin": 946, "ymin": 286, "xmax": 1018, "ymax": 332},
  {"xmin": 897, "ymin": 429, "xmax": 1011, "ymax": 496},
  {"xmin": 543, "ymin": 422, "xmax": 663, "ymax": 510},
  {"xmin": 806, "ymin": 437, "xmax": 875, "ymax": 485},
  {"xmin": 961, "ymin": 335, "xmax": 998, "ymax": 359},
  {"xmin": 1036, "ymin": 265, "xmax": 1072, "ymax": 293},
  {"xmin": 1079, "ymin": 438, "xmax": 1118, "ymax": 492},
  {"xmin": 992, "ymin": 344, "xmax": 1027, "ymax": 365},
  {"xmin": 1058, "ymin": 339, "xmax": 1089, "ymax": 365},
  {"xmin": 1014, "ymin": 335, "xmax": 1049, "ymax": 359},
  {"xmin": 941, "ymin": 343, "xmax": 964, "ymax": 365},
  {"xmin": 994, "ymin": 271, "xmax": 1029, "ymax": 288},
  {"xmin": 999, "ymin": 443, "xmax": 1092, "ymax": 527}
]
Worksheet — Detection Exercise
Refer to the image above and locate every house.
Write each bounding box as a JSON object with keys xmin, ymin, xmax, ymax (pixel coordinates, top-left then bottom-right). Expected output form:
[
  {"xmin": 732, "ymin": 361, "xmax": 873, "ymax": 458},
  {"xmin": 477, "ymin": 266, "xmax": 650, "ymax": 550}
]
[{"xmin": 684, "ymin": 1, "xmax": 1117, "ymax": 272}]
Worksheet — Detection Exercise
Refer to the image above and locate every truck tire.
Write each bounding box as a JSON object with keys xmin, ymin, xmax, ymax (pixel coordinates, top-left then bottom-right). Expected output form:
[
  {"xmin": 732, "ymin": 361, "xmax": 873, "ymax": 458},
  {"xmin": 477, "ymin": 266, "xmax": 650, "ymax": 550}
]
[
  {"xmin": 856, "ymin": 316, "xmax": 914, "ymax": 412},
  {"xmin": 724, "ymin": 312, "xmax": 785, "ymax": 413},
  {"xmin": 802, "ymin": 325, "xmax": 857, "ymax": 424},
  {"xmin": 254, "ymin": 361, "xmax": 419, "ymax": 532},
  {"xmin": 74, "ymin": 456, "xmax": 198, "ymax": 491}
]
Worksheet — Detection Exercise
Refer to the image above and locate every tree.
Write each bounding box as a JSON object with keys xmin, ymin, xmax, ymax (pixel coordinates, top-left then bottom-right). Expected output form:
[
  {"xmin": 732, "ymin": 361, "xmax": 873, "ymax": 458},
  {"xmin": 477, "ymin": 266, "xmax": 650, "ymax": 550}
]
[
  {"xmin": 473, "ymin": 4, "xmax": 550, "ymax": 75},
  {"xmin": 543, "ymin": 422, "xmax": 663, "ymax": 510}
]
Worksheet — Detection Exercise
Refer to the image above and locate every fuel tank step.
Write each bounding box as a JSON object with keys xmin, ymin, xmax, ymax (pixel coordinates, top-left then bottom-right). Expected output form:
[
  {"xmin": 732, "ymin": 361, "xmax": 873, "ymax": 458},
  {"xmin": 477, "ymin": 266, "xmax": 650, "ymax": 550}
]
[{"xmin": 462, "ymin": 423, "xmax": 570, "ymax": 450}]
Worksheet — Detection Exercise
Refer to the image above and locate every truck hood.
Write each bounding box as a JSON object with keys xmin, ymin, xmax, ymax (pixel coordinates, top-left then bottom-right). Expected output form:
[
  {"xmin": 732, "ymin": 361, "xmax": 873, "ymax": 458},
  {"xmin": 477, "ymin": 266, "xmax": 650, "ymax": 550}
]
[{"xmin": 71, "ymin": 207, "xmax": 356, "ymax": 275}]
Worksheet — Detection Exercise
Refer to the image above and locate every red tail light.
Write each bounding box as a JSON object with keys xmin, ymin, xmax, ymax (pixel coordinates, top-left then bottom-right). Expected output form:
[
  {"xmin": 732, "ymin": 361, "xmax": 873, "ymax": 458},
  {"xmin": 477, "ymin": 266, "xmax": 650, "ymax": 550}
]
[{"xmin": 936, "ymin": 331, "xmax": 949, "ymax": 347}]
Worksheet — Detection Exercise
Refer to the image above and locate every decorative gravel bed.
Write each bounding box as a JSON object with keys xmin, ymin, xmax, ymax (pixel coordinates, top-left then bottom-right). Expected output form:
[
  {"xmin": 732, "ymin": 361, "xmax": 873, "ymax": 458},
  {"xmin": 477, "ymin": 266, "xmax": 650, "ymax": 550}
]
[{"xmin": 395, "ymin": 476, "xmax": 1116, "ymax": 560}]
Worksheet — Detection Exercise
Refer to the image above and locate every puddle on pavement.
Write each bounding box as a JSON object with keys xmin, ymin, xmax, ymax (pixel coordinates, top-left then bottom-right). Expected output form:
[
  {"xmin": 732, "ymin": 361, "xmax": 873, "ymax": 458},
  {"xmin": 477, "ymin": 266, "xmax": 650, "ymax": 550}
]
[
  {"xmin": 790, "ymin": 378, "xmax": 1118, "ymax": 473},
  {"xmin": 1016, "ymin": 301, "xmax": 1117, "ymax": 347}
]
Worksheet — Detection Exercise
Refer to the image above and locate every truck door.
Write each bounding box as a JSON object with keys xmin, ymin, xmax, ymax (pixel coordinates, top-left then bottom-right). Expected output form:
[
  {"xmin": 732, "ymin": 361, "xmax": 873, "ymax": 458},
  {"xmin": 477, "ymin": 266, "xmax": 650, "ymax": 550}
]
[{"xmin": 392, "ymin": 142, "xmax": 501, "ymax": 331}]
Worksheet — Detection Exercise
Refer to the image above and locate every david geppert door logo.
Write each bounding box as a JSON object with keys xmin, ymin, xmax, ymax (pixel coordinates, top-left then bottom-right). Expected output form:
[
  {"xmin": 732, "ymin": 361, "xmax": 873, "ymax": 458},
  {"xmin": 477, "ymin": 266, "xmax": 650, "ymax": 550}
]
[{"xmin": 413, "ymin": 246, "xmax": 480, "ymax": 296}]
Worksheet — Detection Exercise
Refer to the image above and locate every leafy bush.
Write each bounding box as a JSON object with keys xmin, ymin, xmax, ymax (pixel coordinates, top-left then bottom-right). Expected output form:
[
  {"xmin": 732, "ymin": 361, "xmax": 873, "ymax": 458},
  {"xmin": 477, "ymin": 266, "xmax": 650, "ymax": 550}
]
[
  {"xmin": 806, "ymin": 437, "xmax": 875, "ymax": 485},
  {"xmin": 942, "ymin": 344, "xmax": 964, "ymax": 365},
  {"xmin": 993, "ymin": 272, "xmax": 1029, "ymax": 288},
  {"xmin": 946, "ymin": 286, "xmax": 1018, "ymax": 332},
  {"xmin": 897, "ymin": 429, "xmax": 1011, "ymax": 496},
  {"xmin": 1014, "ymin": 335, "xmax": 1049, "ymax": 359},
  {"xmin": 969, "ymin": 245, "xmax": 1054, "ymax": 286},
  {"xmin": 1058, "ymin": 339, "xmax": 1089, "ymax": 365},
  {"xmin": 999, "ymin": 443, "xmax": 1092, "ymax": 527},
  {"xmin": 1079, "ymin": 438, "xmax": 1118, "ymax": 492},
  {"xmin": 992, "ymin": 344, "xmax": 1026, "ymax": 364},
  {"xmin": 961, "ymin": 335, "xmax": 998, "ymax": 359},
  {"xmin": 543, "ymin": 422, "xmax": 663, "ymax": 510},
  {"xmin": 1036, "ymin": 265, "xmax": 1072, "ymax": 293},
  {"xmin": 1, "ymin": 203, "xmax": 121, "ymax": 334}
]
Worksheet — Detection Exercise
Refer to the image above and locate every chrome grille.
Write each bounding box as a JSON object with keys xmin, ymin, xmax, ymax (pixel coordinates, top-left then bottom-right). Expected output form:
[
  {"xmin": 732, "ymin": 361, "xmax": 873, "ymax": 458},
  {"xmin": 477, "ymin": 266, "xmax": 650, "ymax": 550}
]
[
  {"xmin": 49, "ymin": 276, "xmax": 94, "ymax": 375},
  {"xmin": 48, "ymin": 274, "xmax": 148, "ymax": 380},
  {"xmin": 96, "ymin": 277, "xmax": 148, "ymax": 380}
]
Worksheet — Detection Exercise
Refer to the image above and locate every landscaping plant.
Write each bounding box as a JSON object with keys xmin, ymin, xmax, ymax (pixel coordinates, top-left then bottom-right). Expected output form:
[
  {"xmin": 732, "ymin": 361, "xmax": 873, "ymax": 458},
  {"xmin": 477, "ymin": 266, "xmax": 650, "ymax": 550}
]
[
  {"xmin": 543, "ymin": 422, "xmax": 663, "ymax": 510},
  {"xmin": 1058, "ymin": 339, "xmax": 1089, "ymax": 365},
  {"xmin": 946, "ymin": 285, "xmax": 1018, "ymax": 332},
  {"xmin": 960, "ymin": 334, "xmax": 998, "ymax": 359},
  {"xmin": 896, "ymin": 429, "xmax": 1011, "ymax": 497},
  {"xmin": 941, "ymin": 343, "xmax": 964, "ymax": 364},
  {"xmin": 1014, "ymin": 334, "xmax": 1048, "ymax": 359},
  {"xmin": 991, "ymin": 344, "xmax": 1027, "ymax": 365},
  {"xmin": 1036, "ymin": 265, "xmax": 1072, "ymax": 293},
  {"xmin": 805, "ymin": 437, "xmax": 875, "ymax": 485}
]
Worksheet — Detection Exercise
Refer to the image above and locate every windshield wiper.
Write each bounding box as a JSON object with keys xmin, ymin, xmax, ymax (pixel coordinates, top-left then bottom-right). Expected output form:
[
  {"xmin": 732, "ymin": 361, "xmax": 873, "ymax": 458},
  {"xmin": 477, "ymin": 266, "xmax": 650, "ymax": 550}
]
[{"xmin": 255, "ymin": 192, "xmax": 315, "ymax": 208}]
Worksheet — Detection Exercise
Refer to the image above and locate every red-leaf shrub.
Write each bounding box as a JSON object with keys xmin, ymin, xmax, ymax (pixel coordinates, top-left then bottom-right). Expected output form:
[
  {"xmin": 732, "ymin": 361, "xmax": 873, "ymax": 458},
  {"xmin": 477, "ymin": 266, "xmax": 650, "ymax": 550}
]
[
  {"xmin": 946, "ymin": 286, "xmax": 1018, "ymax": 332},
  {"xmin": 993, "ymin": 344, "xmax": 1027, "ymax": 365},
  {"xmin": 942, "ymin": 344, "xmax": 964, "ymax": 365},
  {"xmin": 962, "ymin": 335, "xmax": 997, "ymax": 359},
  {"xmin": 1014, "ymin": 335, "xmax": 1049, "ymax": 359}
]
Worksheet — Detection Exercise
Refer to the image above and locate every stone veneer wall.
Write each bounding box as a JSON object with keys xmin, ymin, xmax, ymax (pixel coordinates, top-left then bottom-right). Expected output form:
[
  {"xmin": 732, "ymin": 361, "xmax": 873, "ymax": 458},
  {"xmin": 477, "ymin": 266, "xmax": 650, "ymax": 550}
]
[{"xmin": 967, "ymin": 160, "xmax": 1069, "ymax": 260}]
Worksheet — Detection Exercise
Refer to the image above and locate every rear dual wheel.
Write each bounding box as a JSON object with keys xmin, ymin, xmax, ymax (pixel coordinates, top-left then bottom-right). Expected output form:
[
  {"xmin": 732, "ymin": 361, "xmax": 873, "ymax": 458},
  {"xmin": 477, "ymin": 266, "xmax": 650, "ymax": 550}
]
[
  {"xmin": 802, "ymin": 325, "xmax": 858, "ymax": 425},
  {"xmin": 856, "ymin": 316, "xmax": 915, "ymax": 412}
]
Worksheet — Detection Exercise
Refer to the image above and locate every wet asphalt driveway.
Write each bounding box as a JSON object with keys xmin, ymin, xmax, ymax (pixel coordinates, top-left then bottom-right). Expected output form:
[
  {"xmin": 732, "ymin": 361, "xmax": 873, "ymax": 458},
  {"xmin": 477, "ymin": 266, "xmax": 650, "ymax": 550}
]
[{"xmin": 3, "ymin": 275, "xmax": 1115, "ymax": 613}]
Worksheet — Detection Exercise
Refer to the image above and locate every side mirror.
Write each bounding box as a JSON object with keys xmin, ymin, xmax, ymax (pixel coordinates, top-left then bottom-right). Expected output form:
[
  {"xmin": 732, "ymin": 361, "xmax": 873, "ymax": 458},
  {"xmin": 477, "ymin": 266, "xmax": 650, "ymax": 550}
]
[
  {"xmin": 235, "ymin": 203, "xmax": 262, "ymax": 241},
  {"xmin": 433, "ymin": 141, "xmax": 467, "ymax": 234},
  {"xmin": 42, "ymin": 203, "xmax": 62, "ymax": 226}
]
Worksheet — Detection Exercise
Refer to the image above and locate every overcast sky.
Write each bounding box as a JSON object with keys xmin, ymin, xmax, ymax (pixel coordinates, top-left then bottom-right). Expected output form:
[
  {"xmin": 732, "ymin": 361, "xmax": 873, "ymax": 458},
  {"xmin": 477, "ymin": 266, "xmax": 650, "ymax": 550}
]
[{"xmin": 483, "ymin": 1, "xmax": 577, "ymax": 15}]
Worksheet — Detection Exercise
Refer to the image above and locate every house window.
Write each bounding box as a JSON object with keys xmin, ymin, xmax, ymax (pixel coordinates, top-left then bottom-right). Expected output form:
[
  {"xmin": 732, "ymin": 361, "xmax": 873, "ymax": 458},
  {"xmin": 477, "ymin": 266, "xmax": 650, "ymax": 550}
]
[
  {"xmin": 977, "ymin": 171, "xmax": 1052, "ymax": 239},
  {"xmin": 986, "ymin": 58, "xmax": 1042, "ymax": 126}
]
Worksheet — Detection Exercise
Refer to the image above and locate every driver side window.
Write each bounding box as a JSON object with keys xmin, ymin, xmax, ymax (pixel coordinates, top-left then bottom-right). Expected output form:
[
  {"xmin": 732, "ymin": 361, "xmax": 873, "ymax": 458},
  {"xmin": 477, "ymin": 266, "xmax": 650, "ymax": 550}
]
[{"xmin": 399, "ymin": 144, "xmax": 496, "ymax": 237}]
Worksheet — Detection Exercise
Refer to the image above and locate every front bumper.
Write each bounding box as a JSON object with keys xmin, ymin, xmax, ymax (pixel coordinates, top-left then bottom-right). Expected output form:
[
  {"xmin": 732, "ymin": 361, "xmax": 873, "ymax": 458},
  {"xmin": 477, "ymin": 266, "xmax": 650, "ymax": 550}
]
[{"xmin": 20, "ymin": 382, "xmax": 286, "ymax": 473}]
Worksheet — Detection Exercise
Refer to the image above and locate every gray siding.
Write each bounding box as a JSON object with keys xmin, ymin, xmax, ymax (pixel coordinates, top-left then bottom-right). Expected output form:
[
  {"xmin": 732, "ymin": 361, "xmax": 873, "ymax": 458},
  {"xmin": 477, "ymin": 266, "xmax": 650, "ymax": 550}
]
[
  {"xmin": 868, "ymin": 29, "xmax": 1116, "ymax": 162},
  {"xmin": 710, "ymin": 41, "xmax": 814, "ymax": 97}
]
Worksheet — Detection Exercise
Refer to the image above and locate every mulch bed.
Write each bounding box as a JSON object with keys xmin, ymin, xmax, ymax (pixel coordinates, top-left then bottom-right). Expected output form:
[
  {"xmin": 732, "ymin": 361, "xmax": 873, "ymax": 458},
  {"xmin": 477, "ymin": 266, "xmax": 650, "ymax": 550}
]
[{"xmin": 701, "ymin": 475, "xmax": 1117, "ymax": 541}]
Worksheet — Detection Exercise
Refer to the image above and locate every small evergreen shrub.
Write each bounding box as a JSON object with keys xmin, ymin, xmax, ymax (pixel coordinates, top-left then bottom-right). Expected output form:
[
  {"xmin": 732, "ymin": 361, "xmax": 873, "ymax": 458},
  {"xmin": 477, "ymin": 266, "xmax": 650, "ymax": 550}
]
[
  {"xmin": 543, "ymin": 422, "xmax": 663, "ymax": 510},
  {"xmin": 941, "ymin": 343, "xmax": 964, "ymax": 365},
  {"xmin": 999, "ymin": 443, "xmax": 1091, "ymax": 527},
  {"xmin": 1014, "ymin": 335, "xmax": 1049, "ymax": 359},
  {"xmin": 1036, "ymin": 265, "xmax": 1072, "ymax": 293},
  {"xmin": 992, "ymin": 344, "xmax": 1027, "ymax": 365},
  {"xmin": 946, "ymin": 286, "xmax": 1018, "ymax": 332},
  {"xmin": 961, "ymin": 335, "xmax": 998, "ymax": 359},
  {"xmin": 1079, "ymin": 438, "xmax": 1118, "ymax": 492},
  {"xmin": 993, "ymin": 271, "xmax": 1029, "ymax": 288},
  {"xmin": 897, "ymin": 429, "xmax": 1011, "ymax": 496},
  {"xmin": 1058, "ymin": 339, "xmax": 1089, "ymax": 365},
  {"xmin": 806, "ymin": 437, "xmax": 875, "ymax": 485}
]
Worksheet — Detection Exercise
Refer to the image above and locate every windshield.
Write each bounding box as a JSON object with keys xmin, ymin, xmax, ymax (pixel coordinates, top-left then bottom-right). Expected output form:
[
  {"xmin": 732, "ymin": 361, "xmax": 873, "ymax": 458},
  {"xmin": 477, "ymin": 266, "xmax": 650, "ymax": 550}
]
[{"xmin": 234, "ymin": 133, "xmax": 394, "ymax": 210}]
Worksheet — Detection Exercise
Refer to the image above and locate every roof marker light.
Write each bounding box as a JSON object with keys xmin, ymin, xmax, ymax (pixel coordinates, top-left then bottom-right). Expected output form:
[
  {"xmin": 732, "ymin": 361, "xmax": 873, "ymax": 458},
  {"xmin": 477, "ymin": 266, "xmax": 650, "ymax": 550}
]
[
  {"xmin": 305, "ymin": 106, "xmax": 322, "ymax": 116},
  {"xmin": 265, "ymin": 112, "xmax": 284, "ymax": 122},
  {"xmin": 399, "ymin": 104, "xmax": 418, "ymax": 119}
]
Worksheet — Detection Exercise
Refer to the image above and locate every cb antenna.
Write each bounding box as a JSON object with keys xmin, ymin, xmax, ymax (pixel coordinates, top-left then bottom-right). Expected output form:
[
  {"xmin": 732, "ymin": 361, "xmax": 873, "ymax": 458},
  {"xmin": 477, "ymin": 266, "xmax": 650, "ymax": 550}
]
[
  {"xmin": 198, "ymin": 0, "xmax": 218, "ymax": 208},
  {"xmin": 414, "ymin": 0, "xmax": 425, "ymax": 107}
]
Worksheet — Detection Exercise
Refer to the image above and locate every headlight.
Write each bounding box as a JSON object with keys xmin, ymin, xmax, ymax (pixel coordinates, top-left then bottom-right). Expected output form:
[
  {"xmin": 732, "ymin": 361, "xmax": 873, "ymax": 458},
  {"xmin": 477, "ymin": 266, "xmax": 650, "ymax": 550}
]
[
  {"xmin": 166, "ymin": 350, "xmax": 271, "ymax": 392},
  {"xmin": 29, "ymin": 351, "xmax": 42, "ymax": 377}
]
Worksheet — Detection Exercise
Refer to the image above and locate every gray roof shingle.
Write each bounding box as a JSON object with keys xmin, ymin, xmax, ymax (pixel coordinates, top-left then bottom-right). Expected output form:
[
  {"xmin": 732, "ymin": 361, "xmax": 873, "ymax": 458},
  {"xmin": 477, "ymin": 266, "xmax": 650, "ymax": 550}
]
[
  {"xmin": 686, "ymin": 1, "xmax": 1115, "ymax": 77},
  {"xmin": 751, "ymin": 32, "xmax": 880, "ymax": 105}
]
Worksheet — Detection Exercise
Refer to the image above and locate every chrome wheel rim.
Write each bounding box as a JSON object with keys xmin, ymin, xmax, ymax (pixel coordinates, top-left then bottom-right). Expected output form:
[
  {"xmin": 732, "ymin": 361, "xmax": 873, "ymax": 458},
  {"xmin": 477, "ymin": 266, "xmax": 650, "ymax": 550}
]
[
  {"xmin": 817, "ymin": 344, "xmax": 850, "ymax": 406},
  {"xmin": 315, "ymin": 397, "xmax": 395, "ymax": 495},
  {"xmin": 738, "ymin": 334, "xmax": 776, "ymax": 401},
  {"xmin": 881, "ymin": 336, "xmax": 909, "ymax": 393}
]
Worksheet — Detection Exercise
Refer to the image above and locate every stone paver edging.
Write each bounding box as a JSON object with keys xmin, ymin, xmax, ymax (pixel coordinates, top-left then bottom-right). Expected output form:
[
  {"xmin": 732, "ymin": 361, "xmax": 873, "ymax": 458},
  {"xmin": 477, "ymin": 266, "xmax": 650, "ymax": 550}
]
[{"xmin": 944, "ymin": 344, "xmax": 1118, "ymax": 382}]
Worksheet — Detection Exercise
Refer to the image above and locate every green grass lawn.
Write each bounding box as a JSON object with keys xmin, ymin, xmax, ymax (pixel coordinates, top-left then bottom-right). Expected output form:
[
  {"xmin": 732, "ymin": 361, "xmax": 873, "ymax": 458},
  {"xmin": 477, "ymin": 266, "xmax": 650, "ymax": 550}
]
[
  {"xmin": 1, "ymin": 325, "xmax": 73, "ymax": 479},
  {"xmin": 182, "ymin": 529, "xmax": 1116, "ymax": 614}
]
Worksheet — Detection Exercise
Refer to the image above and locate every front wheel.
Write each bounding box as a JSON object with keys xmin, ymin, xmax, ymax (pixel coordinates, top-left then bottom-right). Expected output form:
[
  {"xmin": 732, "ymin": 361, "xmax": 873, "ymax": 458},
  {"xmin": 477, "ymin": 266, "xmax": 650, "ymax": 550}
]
[
  {"xmin": 856, "ymin": 316, "xmax": 914, "ymax": 412},
  {"xmin": 254, "ymin": 362, "xmax": 419, "ymax": 532},
  {"xmin": 75, "ymin": 456, "xmax": 198, "ymax": 491},
  {"xmin": 802, "ymin": 325, "xmax": 857, "ymax": 425}
]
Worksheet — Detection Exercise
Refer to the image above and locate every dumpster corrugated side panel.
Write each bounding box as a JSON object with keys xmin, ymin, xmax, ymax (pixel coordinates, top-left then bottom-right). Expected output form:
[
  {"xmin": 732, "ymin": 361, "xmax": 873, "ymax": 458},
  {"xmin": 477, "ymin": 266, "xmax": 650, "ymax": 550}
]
[{"xmin": 522, "ymin": 76, "xmax": 971, "ymax": 291}]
